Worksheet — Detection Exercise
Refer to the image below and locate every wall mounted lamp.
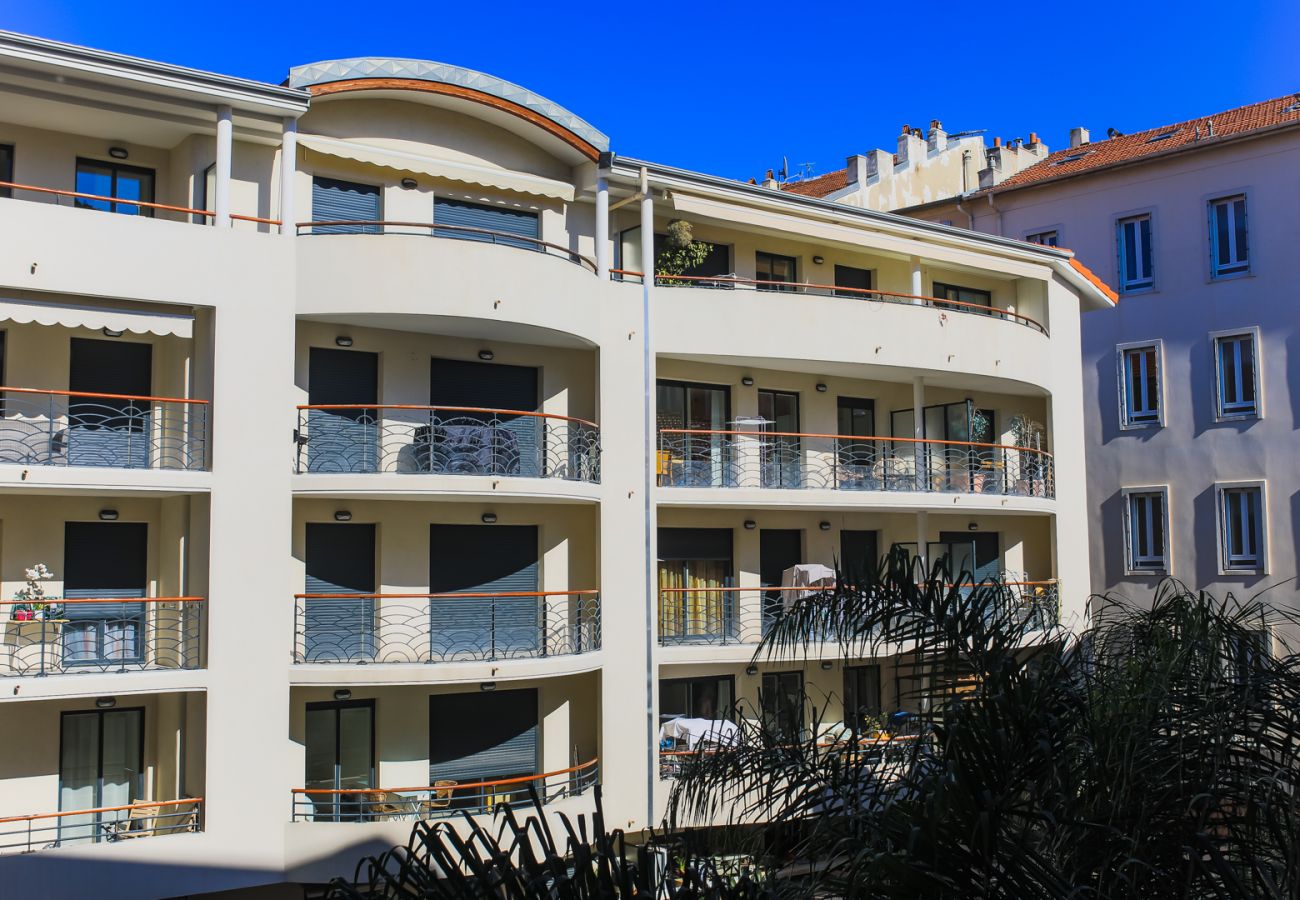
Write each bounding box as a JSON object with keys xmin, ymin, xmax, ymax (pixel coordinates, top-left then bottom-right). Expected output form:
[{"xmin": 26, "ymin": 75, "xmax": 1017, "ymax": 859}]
[
  {"xmin": 478, "ymin": 349, "xmax": 495, "ymax": 361},
  {"xmin": 481, "ymin": 512, "xmax": 498, "ymax": 524},
  {"xmin": 99, "ymin": 509, "xmax": 119, "ymax": 521},
  {"xmin": 333, "ymin": 689, "xmax": 352, "ymax": 701},
  {"xmin": 335, "ymin": 336, "xmax": 353, "ymax": 347},
  {"xmin": 334, "ymin": 511, "xmax": 352, "ymax": 522},
  {"xmin": 108, "ymin": 146, "xmax": 129, "ymax": 160}
]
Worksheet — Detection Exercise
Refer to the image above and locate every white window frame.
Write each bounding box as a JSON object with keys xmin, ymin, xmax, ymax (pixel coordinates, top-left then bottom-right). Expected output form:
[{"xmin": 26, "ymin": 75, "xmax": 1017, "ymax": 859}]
[
  {"xmin": 1208, "ymin": 193, "xmax": 1250, "ymax": 279},
  {"xmin": 1116, "ymin": 212, "xmax": 1155, "ymax": 293},
  {"xmin": 1215, "ymin": 481, "xmax": 1267, "ymax": 575},
  {"xmin": 1116, "ymin": 339, "xmax": 1164, "ymax": 429},
  {"xmin": 1025, "ymin": 228, "xmax": 1061, "ymax": 248},
  {"xmin": 1210, "ymin": 327, "xmax": 1262, "ymax": 421},
  {"xmin": 1121, "ymin": 486, "xmax": 1170, "ymax": 575}
]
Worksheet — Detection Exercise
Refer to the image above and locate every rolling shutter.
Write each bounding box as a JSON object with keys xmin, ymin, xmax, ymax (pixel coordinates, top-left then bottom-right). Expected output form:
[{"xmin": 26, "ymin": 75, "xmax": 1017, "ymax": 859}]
[
  {"xmin": 428, "ymin": 357, "xmax": 540, "ymax": 477},
  {"xmin": 658, "ymin": 528, "xmax": 733, "ymax": 562},
  {"xmin": 67, "ymin": 338, "xmax": 152, "ymax": 468},
  {"xmin": 307, "ymin": 348, "xmax": 379, "ymax": 473},
  {"xmin": 304, "ymin": 523, "xmax": 376, "ymax": 662},
  {"xmin": 311, "ymin": 177, "xmax": 381, "ymax": 234},
  {"xmin": 429, "ymin": 524, "xmax": 539, "ymax": 660},
  {"xmin": 429, "ymin": 688, "xmax": 538, "ymax": 784},
  {"xmin": 63, "ymin": 522, "xmax": 148, "ymax": 665},
  {"xmin": 839, "ymin": 530, "xmax": 879, "ymax": 580},
  {"xmin": 433, "ymin": 197, "xmax": 539, "ymax": 250}
]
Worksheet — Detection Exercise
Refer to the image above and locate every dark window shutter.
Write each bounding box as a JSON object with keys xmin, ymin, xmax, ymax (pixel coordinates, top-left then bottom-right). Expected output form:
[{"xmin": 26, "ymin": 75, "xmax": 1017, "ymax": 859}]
[
  {"xmin": 62, "ymin": 522, "xmax": 148, "ymax": 665},
  {"xmin": 839, "ymin": 530, "xmax": 879, "ymax": 579},
  {"xmin": 658, "ymin": 528, "xmax": 733, "ymax": 562},
  {"xmin": 304, "ymin": 523, "xmax": 376, "ymax": 661},
  {"xmin": 428, "ymin": 357, "xmax": 540, "ymax": 477},
  {"xmin": 311, "ymin": 177, "xmax": 381, "ymax": 234},
  {"xmin": 67, "ymin": 338, "xmax": 153, "ymax": 468},
  {"xmin": 429, "ymin": 525, "xmax": 539, "ymax": 659},
  {"xmin": 306, "ymin": 348, "xmax": 379, "ymax": 473},
  {"xmin": 429, "ymin": 688, "xmax": 538, "ymax": 783},
  {"xmin": 434, "ymin": 198, "xmax": 539, "ymax": 250}
]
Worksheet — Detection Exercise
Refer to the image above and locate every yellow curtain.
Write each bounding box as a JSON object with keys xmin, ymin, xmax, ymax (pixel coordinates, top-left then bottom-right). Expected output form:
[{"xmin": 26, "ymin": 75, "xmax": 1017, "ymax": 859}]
[{"xmin": 659, "ymin": 560, "xmax": 728, "ymax": 637}]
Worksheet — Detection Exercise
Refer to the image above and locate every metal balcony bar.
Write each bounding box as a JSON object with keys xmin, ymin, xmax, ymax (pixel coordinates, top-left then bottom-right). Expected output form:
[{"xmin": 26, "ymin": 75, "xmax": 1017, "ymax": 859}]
[
  {"xmin": 0, "ymin": 797, "xmax": 203, "ymax": 854},
  {"xmin": 294, "ymin": 404, "xmax": 599, "ymax": 482},
  {"xmin": 0, "ymin": 180, "xmax": 275, "ymax": 225},
  {"xmin": 609, "ymin": 269, "xmax": 1048, "ymax": 335},
  {"xmin": 0, "ymin": 597, "xmax": 205, "ymax": 677},
  {"xmin": 292, "ymin": 590, "xmax": 601, "ymax": 664},
  {"xmin": 290, "ymin": 759, "xmax": 598, "ymax": 822},
  {"xmin": 294, "ymin": 220, "xmax": 597, "ymax": 271},
  {"xmin": 0, "ymin": 387, "xmax": 208, "ymax": 470},
  {"xmin": 658, "ymin": 581, "xmax": 1059, "ymax": 646},
  {"xmin": 657, "ymin": 429, "xmax": 1053, "ymax": 499}
]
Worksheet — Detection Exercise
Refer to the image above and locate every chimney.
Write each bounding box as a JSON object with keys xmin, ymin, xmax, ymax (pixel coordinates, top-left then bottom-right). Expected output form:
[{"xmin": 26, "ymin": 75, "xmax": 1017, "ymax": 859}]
[
  {"xmin": 761, "ymin": 168, "xmax": 779, "ymax": 190},
  {"xmin": 992, "ymin": 136, "xmax": 1002, "ymax": 147},
  {"xmin": 846, "ymin": 154, "xmax": 868, "ymax": 186},
  {"xmin": 1069, "ymin": 126, "xmax": 1090, "ymax": 148},
  {"xmin": 898, "ymin": 127, "xmax": 925, "ymax": 167},
  {"xmin": 1028, "ymin": 132, "xmax": 1038, "ymax": 145},
  {"xmin": 927, "ymin": 119, "xmax": 947, "ymax": 152},
  {"xmin": 864, "ymin": 148, "xmax": 893, "ymax": 180}
]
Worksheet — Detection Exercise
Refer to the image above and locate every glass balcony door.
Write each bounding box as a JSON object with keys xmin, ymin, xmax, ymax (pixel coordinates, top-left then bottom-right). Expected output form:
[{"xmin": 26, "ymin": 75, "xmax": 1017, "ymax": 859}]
[
  {"xmin": 758, "ymin": 389, "xmax": 800, "ymax": 488},
  {"xmin": 656, "ymin": 381, "xmax": 730, "ymax": 487},
  {"xmin": 59, "ymin": 707, "xmax": 144, "ymax": 844},
  {"xmin": 305, "ymin": 700, "xmax": 375, "ymax": 821},
  {"xmin": 62, "ymin": 522, "xmax": 148, "ymax": 667}
]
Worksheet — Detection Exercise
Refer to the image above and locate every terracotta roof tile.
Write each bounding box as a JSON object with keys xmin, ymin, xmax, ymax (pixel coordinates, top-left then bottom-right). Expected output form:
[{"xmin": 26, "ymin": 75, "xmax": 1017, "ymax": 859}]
[
  {"xmin": 1068, "ymin": 257, "xmax": 1119, "ymax": 304},
  {"xmin": 991, "ymin": 93, "xmax": 1300, "ymax": 192},
  {"xmin": 780, "ymin": 168, "xmax": 848, "ymax": 197}
]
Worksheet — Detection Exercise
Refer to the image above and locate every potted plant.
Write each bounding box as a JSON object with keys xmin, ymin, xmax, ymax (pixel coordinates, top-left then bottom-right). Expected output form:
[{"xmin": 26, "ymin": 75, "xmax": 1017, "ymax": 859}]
[
  {"xmin": 654, "ymin": 219, "xmax": 713, "ymax": 287},
  {"xmin": 12, "ymin": 563, "xmax": 62, "ymax": 621}
]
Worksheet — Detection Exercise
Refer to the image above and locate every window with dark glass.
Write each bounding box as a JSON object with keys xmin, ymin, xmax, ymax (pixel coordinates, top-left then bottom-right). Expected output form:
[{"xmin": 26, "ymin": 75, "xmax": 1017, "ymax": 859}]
[
  {"xmin": 74, "ymin": 158, "xmax": 155, "ymax": 217},
  {"xmin": 1125, "ymin": 490, "xmax": 1167, "ymax": 572},
  {"xmin": 1027, "ymin": 230, "xmax": 1059, "ymax": 247},
  {"xmin": 658, "ymin": 528, "xmax": 734, "ymax": 641},
  {"xmin": 1120, "ymin": 344, "xmax": 1162, "ymax": 427},
  {"xmin": 833, "ymin": 264, "xmax": 872, "ymax": 297},
  {"xmin": 1209, "ymin": 195, "xmax": 1248, "ymax": 277},
  {"xmin": 761, "ymin": 671, "xmax": 803, "ymax": 738},
  {"xmin": 656, "ymin": 380, "xmax": 731, "ymax": 487},
  {"xmin": 1214, "ymin": 333, "xmax": 1258, "ymax": 419},
  {"xmin": 756, "ymin": 251, "xmax": 797, "ymax": 291},
  {"xmin": 660, "ymin": 676, "xmax": 734, "ymax": 721},
  {"xmin": 1117, "ymin": 214, "xmax": 1154, "ymax": 291},
  {"xmin": 1219, "ymin": 485, "xmax": 1264, "ymax": 572},
  {"xmin": 933, "ymin": 281, "xmax": 992, "ymax": 314},
  {"xmin": 843, "ymin": 665, "xmax": 883, "ymax": 732},
  {"xmin": 653, "ymin": 233, "xmax": 731, "ymax": 283}
]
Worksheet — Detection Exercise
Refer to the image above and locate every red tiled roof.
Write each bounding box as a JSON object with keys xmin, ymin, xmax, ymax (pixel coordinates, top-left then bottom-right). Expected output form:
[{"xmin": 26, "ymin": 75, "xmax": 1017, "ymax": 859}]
[
  {"xmin": 780, "ymin": 168, "xmax": 848, "ymax": 197},
  {"xmin": 1068, "ymin": 257, "xmax": 1119, "ymax": 304},
  {"xmin": 991, "ymin": 93, "xmax": 1300, "ymax": 192}
]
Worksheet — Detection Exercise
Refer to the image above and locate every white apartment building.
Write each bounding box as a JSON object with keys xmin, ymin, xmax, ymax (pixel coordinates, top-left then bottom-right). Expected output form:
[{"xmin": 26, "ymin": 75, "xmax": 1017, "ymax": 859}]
[
  {"xmin": 904, "ymin": 97, "xmax": 1300, "ymax": 635},
  {"xmin": 0, "ymin": 31, "xmax": 1113, "ymax": 899}
]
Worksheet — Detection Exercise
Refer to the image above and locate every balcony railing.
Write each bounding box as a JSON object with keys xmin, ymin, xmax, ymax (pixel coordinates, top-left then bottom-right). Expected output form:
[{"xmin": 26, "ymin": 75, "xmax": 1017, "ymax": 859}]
[
  {"xmin": 293, "ymin": 590, "xmax": 600, "ymax": 664},
  {"xmin": 291, "ymin": 759, "xmax": 598, "ymax": 822},
  {"xmin": 659, "ymin": 581, "xmax": 1059, "ymax": 646},
  {"xmin": 0, "ymin": 798, "xmax": 203, "ymax": 854},
  {"xmin": 295, "ymin": 220, "xmax": 597, "ymax": 271},
  {"xmin": 657, "ymin": 429, "xmax": 1053, "ymax": 499},
  {"xmin": 0, "ymin": 597, "xmax": 205, "ymax": 677},
  {"xmin": 294, "ymin": 405, "xmax": 599, "ymax": 482},
  {"xmin": 612, "ymin": 270, "xmax": 1048, "ymax": 335},
  {"xmin": 0, "ymin": 387, "xmax": 208, "ymax": 470},
  {"xmin": 0, "ymin": 180, "xmax": 276, "ymax": 227}
]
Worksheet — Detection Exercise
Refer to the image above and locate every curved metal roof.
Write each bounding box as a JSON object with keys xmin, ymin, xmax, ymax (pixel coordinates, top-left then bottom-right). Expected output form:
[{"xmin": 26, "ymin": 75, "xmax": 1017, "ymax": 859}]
[{"xmin": 287, "ymin": 57, "xmax": 608, "ymax": 152}]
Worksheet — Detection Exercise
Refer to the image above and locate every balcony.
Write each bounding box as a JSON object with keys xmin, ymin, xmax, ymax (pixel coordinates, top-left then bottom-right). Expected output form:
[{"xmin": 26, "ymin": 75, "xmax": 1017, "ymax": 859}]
[
  {"xmin": 616, "ymin": 272, "xmax": 1048, "ymax": 335},
  {"xmin": 292, "ymin": 591, "xmax": 600, "ymax": 664},
  {"xmin": 0, "ymin": 388, "xmax": 207, "ymax": 471},
  {"xmin": 0, "ymin": 797, "xmax": 202, "ymax": 855},
  {"xmin": 295, "ymin": 220, "xmax": 595, "ymax": 271},
  {"xmin": 0, "ymin": 597, "xmax": 204, "ymax": 678},
  {"xmin": 290, "ymin": 759, "xmax": 597, "ymax": 822},
  {"xmin": 658, "ymin": 581, "xmax": 1059, "ymax": 647},
  {"xmin": 657, "ymin": 430, "xmax": 1053, "ymax": 499},
  {"xmin": 0, "ymin": 180, "xmax": 276, "ymax": 229},
  {"xmin": 294, "ymin": 405, "xmax": 599, "ymax": 483}
]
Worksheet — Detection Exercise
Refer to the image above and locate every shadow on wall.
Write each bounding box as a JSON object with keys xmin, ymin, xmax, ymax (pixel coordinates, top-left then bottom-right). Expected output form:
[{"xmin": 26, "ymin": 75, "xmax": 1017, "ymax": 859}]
[
  {"xmin": 1286, "ymin": 332, "xmax": 1300, "ymax": 431},
  {"xmin": 1094, "ymin": 346, "xmax": 1159, "ymax": 447}
]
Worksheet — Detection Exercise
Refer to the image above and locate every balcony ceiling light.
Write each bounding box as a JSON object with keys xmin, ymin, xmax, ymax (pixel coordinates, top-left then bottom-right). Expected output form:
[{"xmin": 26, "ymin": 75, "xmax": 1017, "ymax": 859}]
[
  {"xmin": 478, "ymin": 349, "xmax": 495, "ymax": 361},
  {"xmin": 99, "ymin": 509, "xmax": 119, "ymax": 521},
  {"xmin": 108, "ymin": 146, "xmax": 129, "ymax": 159}
]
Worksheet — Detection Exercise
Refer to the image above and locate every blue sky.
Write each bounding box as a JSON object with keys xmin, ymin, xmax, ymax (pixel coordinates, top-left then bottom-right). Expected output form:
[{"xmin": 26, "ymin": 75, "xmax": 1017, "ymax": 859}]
[{"xmin": 6, "ymin": 1, "xmax": 1299, "ymax": 182}]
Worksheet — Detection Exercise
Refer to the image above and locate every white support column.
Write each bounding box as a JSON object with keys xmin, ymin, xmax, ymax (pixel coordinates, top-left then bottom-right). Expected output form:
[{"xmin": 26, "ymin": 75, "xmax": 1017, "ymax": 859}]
[
  {"xmin": 916, "ymin": 510, "xmax": 929, "ymax": 570},
  {"xmin": 910, "ymin": 256, "xmax": 923, "ymax": 304},
  {"xmin": 595, "ymin": 174, "xmax": 610, "ymax": 279},
  {"xmin": 278, "ymin": 117, "xmax": 297, "ymax": 236},
  {"xmin": 912, "ymin": 375, "xmax": 925, "ymax": 492},
  {"xmin": 214, "ymin": 105, "xmax": 233, "ymax": 228},
  {"xmin": 638, "ymin": 183, "xmax": 656, "ymax": 827}
]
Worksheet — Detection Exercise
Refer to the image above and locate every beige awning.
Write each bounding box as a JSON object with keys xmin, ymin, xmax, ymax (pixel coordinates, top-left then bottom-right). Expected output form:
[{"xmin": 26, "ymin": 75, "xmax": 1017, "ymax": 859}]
[
  {"xmin": 0, "ymin": 299, "xmax": 193, "ymax": 338},
  {"xmin": 297, "ymin": 133, "xmax": 575, "ymax": 202}
]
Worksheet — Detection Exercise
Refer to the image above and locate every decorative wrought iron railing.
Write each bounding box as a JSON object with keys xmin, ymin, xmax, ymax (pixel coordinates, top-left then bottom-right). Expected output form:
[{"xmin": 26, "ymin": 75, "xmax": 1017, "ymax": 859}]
[
  {"xmin": 658, "ymin": 581, "xmax": 1059, "ymax": 647},
  {"xmin": 611, "ymin": 270, "xmax": 1048, "ymax": 335},
  {"xmin": 0, "ymin": 387, "xmax": 207, "ymax": 470},
  {"xmin": 657, "ymin": 429, "xmax": 1053, "ymax": 499},
  {"xmin": 294, "ymin": 405, "xmax": 600, "ymax": 482},
  {"xmin": 658, "ymin": 733, "xmax": 920, "ymax": 779},
  {"xmin": 0, "ymin": 179, "xmax": 276, "ymax": 226},
  {"xmin": 0, "ymin": 798, "xmax": 203, "ymax": 854},
  {"xmin": 0, "ymin": 597, "xmax": 205, "ymax": 677},
  {"xmin": 291, "ymin": 759, "xmax": 599, "ymax": 822},
  {"xmin": 295, "ymin": 220, "xmax": 597, "ymax": 271},
  {"xmin": 292, "ymin": 590, "xmax": 601, "ymax": 664}
]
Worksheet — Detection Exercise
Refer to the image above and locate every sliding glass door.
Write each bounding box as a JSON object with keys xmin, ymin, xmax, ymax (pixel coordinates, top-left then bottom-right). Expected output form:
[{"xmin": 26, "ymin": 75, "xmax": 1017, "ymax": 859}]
[
  {"xmin": 656, "ymin": 381, "xmax": 731, "ymax": 486},
  {"xmin": 59, "ymin": 708, "xmax": 144, "ymax": 844}
]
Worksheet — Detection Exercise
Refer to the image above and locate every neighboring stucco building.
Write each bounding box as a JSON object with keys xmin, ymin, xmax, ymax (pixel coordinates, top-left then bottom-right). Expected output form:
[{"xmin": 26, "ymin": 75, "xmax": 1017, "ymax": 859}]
[
  {"xmin": 0, "ymin": 30, "xmax": 1112, "ymax": 898},
  {"xmin": 901, "ymin": 95, "xmax": 1300, "ymax": 625}
]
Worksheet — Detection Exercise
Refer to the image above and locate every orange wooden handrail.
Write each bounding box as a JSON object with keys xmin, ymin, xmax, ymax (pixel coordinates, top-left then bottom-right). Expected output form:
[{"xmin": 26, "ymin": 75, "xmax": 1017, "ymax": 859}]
[
  {"xmin": 0, "ymin": 386, "xmax": 209, "ymax": 405},
  {"xmin": 660, "ymin": 580, "xmax": 1057, "ymax": 594},
  {"xmin": 0, "ymin": 181, "xmax": 271, "ymax": 225},
  {"xmin": 293, "ymin": 759, "xmax": 598, "ymax": 796},
  {"xmin": 0, "ymin": 596, "xmax": 203, "ymax": 606},
  {"xmin": 297, "ymin": 403, "xmax": 597, "ymax": 429},
  {"xmin": 230, "ymin": 213, "xmax": 281, "ymax": 226},
  {"xmin": 611, "ymin": 268, "xmax": 644, "ymax": 278},
  {"xmin": 659, "ymin": 428, "xmax": 1051, "ymax": 457},
  {"xmin": 660, "ymin": 734, "xmax": 922, "ymax": 757},
  {"xmin": 296, "ymin": 590, "xmax": 597, "ymax": 600},
  {"xmin": 0, "ymin": 797, "xmax": 203, "ymax": 826},
  {"xmin": 294, "ymin": 221, "xmax": 597, "ymax": 270}
]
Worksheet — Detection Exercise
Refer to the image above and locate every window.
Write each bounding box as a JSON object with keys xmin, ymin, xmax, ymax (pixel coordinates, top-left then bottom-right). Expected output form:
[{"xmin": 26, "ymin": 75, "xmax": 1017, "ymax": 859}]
[
  {"xmin": 660, "ymin": 676, "xmax": 734, "ymax": 721},
  {"xmin": 1116, "ymin": 214, "xmax": 1154, "ymax": 291},
  {"xmin": 434, "ymin": 197, "xmax": 539, "ymax": 250},
  {"xmin": 1118, "ymin": 342, "xmax": 1162, "ymax": 427},
  {"xmin": 1218, "ymin": 484, "xmax": 1265, "ymax": 573},
  {"xmin": 933, "ymin": 281, "xmax": 993, "ymax": 314},
  {"xmin": 761, "ymin": 671, "xmax": 803, "ymax": 739},
  {"xmin": 1123, "ymin": 489, "xmax": 1168, "ymax": 573},
  {"xmin": 1209, "ymin": 195, "xmax": 1249, "ymax": 277},
  {"xmin": 833, "ymin": 264, "xmax": 872, "ymax": 297},
  {"xmin": 658, "ymin": 528, "xmax": 734, "ymax": 641},
  {"xmin": 843, "ymin": 665, "xmax": 882, "ymax": 733},
  {"xmin": 1027, "ymin": 230, "xmax": 1058, "ymax": 247},
  {"xmin": 1214, "ymin": 331, "xmax": 1259, "ymax": 419},
  {"xmin": 755, "ymin": 251, "xmax": 797, "ymax": 291},
  {"xmin": 74, "ymin": 158, "xmax": 155, "ymax": 217},
  {"xmin": 0, "ymin": 144, "xmax": 12, "ymax": 199},
  {"xmin": 653, "ymin": 233, "xmax": 731, "ymax": 283}
]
